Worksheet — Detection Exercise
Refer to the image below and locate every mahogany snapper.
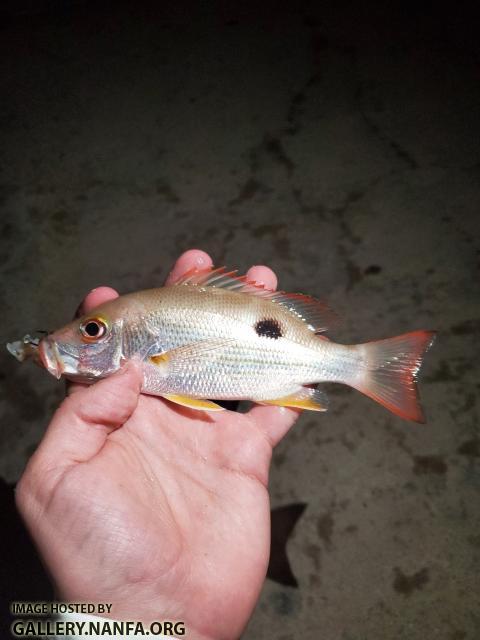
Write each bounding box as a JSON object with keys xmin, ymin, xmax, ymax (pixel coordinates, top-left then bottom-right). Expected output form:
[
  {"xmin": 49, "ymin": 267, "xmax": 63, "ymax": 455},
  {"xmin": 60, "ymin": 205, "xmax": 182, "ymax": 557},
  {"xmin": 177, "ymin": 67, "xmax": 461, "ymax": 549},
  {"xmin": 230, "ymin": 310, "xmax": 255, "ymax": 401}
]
[{"xmin": 7, "ymin": 267, "xmax": 436, "ymax": 422}]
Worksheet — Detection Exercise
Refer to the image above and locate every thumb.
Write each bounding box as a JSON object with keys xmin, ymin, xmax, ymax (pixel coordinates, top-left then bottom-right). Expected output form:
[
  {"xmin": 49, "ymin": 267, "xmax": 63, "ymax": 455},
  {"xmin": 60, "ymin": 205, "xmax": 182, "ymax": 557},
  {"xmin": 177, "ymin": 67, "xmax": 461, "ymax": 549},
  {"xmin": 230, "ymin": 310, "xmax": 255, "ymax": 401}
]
[
  {"xmin": 248, "ymin": 404, "xmax": 301, "ymax": 447},
  {"xmin": 36, "ymin": 361, "xmax": 142, "ymax": 470}
]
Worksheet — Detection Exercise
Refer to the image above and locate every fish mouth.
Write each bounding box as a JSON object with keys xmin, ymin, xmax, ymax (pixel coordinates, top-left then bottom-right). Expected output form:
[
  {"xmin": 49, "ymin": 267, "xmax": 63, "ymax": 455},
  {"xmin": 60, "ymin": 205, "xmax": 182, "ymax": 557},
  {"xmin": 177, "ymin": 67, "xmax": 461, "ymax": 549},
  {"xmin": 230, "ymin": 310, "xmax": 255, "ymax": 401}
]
[
  {"xmin": 38, "ymin": 338, "xmax": 64, "ymax": 379},
  {"xmin": 39, "ymin": 338, "xmax": 84, "ymax": 379}
]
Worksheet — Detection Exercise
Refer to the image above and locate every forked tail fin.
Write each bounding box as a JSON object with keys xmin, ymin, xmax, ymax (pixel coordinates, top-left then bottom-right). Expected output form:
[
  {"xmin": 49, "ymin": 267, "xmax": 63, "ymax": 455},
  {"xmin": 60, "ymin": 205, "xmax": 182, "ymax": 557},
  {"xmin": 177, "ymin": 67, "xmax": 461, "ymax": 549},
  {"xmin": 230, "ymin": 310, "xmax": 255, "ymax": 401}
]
[{"xmin": 352, "ymin": 330, "xmax": 436, "ymax": 423}]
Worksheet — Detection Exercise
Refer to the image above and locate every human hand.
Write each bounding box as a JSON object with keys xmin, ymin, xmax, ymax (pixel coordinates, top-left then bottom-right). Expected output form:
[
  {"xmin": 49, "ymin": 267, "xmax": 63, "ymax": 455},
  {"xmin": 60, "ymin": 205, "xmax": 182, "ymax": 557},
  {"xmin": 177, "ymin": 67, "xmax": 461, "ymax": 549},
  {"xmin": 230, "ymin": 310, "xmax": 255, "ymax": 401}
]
[{"xmin": 16, "ymin": 250, "xmax": 301, "ymax": 640}]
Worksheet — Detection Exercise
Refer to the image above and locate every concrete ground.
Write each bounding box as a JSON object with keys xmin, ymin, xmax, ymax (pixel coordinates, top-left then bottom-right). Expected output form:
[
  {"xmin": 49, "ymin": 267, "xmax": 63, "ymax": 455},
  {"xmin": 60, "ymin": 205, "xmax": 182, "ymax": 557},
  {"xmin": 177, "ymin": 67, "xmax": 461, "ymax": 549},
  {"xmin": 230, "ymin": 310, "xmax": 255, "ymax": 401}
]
[{"xmin": 1, "ymin": 2, "xmax": 479, "ymax": 638}]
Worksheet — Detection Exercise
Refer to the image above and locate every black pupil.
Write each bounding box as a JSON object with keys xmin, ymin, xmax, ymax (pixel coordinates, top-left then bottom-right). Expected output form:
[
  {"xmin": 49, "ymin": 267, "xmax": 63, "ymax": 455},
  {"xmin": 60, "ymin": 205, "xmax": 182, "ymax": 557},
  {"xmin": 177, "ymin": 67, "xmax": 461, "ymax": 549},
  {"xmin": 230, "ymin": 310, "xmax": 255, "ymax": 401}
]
[{"xmin": 85, "ymin": 321, "xmax": 100, "ymax": 337}]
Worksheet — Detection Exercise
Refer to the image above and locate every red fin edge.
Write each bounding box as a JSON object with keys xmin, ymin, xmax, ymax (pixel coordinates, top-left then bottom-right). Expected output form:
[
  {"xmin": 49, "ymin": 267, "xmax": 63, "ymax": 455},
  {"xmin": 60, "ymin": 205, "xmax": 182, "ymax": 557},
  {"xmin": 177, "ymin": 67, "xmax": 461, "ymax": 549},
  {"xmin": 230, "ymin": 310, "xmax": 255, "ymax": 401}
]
[
  {"xmin": 172, "ymin": 265, "xmax": 337, "ymax": 333},
  {"xmin": 354, "ymin": 330, "xmax": 436, "ymax": 423}
]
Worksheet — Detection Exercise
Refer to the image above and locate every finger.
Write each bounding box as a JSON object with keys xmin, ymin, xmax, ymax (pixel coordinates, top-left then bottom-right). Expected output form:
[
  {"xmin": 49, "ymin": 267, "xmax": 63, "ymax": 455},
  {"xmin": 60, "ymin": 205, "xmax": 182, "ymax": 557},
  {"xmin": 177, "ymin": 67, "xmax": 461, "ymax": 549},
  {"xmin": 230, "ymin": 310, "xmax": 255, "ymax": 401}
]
[
  {"xmin": 248, "ymin": 404, "xmax": 301, "ymax": 447},
  {"xmin": 37, "ymin": 361, "xmax": 142, "ymax": 471},
  {"xmin": 166, "ymin": 249, "xmax": 213, "ymax": 285},
  {"xmin": 245, "ymin": 265, "xmax": 277, "ymax": 290},
  {"xmin": 76, "ymin": 286, "xmax": 119, "ymax": 317}
]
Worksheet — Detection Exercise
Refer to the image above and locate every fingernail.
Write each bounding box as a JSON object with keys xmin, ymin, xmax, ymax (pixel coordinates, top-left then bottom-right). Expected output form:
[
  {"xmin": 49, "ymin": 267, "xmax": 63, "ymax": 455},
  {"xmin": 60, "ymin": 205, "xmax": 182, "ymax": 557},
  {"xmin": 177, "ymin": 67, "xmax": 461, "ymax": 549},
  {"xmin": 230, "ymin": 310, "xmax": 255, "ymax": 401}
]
[{"xmin": 193, "ymin": 254, "xmax": 209, "ymax": 266}]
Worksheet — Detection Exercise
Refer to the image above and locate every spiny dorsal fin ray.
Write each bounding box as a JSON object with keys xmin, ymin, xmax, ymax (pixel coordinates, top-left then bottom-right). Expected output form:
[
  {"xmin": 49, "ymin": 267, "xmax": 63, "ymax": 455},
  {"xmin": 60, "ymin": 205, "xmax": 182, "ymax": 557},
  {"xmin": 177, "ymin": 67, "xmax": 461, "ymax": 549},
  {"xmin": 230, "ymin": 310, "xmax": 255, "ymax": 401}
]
[{"xmin": 172, "ymin": 266, "xmax": 336, "ymax": 334}]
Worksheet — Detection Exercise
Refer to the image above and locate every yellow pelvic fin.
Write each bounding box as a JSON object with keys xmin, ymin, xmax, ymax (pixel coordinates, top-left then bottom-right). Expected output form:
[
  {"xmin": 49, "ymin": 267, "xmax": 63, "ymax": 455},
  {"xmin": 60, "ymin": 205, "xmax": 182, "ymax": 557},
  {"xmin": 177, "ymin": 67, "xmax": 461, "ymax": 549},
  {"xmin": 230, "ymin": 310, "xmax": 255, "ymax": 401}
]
[
  {"xmin": 162, "ymin": 394, "xmax": 226, "ymax": 412},
  {"xmin": 260, "ymin": 388, "xmax": 328, "ymax": 412}
]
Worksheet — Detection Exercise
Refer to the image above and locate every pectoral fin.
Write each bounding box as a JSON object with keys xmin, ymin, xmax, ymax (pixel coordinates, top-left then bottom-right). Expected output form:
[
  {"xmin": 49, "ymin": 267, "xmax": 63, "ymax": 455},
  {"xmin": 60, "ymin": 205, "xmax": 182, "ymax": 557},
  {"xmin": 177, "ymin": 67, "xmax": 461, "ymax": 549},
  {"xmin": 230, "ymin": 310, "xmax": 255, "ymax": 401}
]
[
  {"xmin": 162, "ymin": 394, "xmax": 226, "ymax": 412},
  {"xmin": 260, "ymin": 386, "xmax": 328, "ymax": 411},
  {"xmin": 149, "ymin": 338, "xmax": 235, "ymax": 372},
  {"xmin": 149, "ymin": 340, "xmax": 234, "ymax": 411},
  {"xmin": 150, "ymin": 352, "xmax": 170, "ymax": 365}
]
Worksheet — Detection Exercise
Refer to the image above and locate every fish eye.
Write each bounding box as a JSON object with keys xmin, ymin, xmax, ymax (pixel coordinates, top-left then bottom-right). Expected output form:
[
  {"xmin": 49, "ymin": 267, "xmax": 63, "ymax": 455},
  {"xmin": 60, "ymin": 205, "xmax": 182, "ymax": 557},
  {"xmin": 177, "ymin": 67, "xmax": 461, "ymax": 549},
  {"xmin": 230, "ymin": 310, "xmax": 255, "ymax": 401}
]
[{"xmin": 80, "ymin": 317, "xmax": 108, "ymax": 342}]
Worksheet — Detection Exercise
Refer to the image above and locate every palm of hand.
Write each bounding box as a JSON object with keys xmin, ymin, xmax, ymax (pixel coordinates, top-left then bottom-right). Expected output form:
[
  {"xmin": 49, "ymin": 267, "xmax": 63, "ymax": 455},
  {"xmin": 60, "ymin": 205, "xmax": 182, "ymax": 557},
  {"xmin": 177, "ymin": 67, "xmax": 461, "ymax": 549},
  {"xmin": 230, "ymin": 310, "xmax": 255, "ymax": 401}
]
[{"xmin": 42, "ymin": 394, "xmax": 272, "ymax": 639}]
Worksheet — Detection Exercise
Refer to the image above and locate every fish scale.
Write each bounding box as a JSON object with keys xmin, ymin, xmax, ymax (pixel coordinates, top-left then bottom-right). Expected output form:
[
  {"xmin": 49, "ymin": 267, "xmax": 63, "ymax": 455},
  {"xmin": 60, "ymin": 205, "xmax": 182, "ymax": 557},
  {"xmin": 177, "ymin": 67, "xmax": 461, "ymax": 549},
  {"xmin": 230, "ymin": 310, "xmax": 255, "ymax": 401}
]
[{"xmin": 7, "ymin": 266, "xmax": 436, "ymax": 421}]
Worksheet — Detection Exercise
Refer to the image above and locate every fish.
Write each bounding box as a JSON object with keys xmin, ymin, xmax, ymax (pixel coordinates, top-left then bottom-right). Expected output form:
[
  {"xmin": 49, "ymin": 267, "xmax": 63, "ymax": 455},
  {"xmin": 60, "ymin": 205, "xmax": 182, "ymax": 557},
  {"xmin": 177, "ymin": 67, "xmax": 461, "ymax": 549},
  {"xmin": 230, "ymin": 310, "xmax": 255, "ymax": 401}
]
[{"xmin": 6, "ymin": 266, "xmax": 436, "ymax": 421}]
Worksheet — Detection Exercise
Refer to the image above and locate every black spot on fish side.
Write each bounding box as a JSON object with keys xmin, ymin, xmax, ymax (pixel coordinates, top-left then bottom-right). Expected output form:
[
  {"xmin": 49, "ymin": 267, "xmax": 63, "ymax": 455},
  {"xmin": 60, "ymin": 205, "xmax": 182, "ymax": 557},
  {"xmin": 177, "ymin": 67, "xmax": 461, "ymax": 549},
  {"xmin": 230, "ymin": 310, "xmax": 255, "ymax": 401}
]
[{"xmin": 255, "ymin": 318, "xmax": 283, "ymax": 339}]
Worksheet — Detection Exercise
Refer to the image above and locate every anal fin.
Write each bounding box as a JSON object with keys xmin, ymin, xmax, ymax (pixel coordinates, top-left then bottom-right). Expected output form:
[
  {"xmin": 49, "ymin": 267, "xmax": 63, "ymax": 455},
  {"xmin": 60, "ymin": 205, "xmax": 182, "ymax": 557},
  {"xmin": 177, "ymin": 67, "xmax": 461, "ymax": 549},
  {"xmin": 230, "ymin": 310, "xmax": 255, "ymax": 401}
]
[
  {"xmin": 162, "ymin": 394, "xmax": 226, "ymax": 412},
  {"xmin": 260, "ymin": 386, "xmax": 328, "ymax": 412}
]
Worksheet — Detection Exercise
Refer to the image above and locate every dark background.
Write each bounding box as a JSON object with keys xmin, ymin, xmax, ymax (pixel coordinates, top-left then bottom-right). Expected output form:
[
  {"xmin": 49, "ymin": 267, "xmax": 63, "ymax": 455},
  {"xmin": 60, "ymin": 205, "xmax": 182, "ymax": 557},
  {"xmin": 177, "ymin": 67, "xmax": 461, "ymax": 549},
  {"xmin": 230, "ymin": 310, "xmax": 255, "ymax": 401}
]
[{"xmin": 1, "ymin": 1, "xmax": 479, "ymax": 638}]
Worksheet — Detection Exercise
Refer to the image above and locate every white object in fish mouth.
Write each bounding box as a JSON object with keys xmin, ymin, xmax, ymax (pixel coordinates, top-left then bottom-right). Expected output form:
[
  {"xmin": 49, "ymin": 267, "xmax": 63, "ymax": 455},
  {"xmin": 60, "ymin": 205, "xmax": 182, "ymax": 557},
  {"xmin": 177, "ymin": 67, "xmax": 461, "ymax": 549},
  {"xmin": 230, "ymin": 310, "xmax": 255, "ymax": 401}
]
[{"xmin": 6, "ymin": 335, "xmax": 40, "ymax": 362}]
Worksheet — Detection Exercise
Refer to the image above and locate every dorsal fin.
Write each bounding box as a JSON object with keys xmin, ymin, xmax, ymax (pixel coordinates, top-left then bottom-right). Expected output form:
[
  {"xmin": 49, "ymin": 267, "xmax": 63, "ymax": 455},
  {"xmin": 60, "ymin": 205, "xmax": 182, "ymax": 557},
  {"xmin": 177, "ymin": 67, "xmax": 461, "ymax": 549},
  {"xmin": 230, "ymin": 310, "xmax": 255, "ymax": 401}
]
[{"xmin": 172, "ymin": 266, "xmax": 336, "ymax": 333}]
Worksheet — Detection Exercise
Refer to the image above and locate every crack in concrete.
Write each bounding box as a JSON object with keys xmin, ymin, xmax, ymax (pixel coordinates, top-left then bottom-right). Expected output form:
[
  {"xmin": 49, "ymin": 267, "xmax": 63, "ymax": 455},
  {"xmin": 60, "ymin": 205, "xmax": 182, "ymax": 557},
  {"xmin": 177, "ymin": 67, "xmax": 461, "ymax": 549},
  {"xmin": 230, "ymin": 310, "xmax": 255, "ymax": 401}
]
[{"xmin": 354, "ymin": 84, "xmax": 418, "ymax": 170}]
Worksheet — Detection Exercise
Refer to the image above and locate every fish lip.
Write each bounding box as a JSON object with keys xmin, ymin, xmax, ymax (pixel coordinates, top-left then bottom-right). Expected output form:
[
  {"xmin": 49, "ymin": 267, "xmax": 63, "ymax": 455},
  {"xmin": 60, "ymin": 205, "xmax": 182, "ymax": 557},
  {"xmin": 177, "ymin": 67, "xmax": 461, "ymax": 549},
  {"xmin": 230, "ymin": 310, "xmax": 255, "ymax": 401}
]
[{"xmin": 39, "ymin": 338, "xmax": 63, "ymax": 379}]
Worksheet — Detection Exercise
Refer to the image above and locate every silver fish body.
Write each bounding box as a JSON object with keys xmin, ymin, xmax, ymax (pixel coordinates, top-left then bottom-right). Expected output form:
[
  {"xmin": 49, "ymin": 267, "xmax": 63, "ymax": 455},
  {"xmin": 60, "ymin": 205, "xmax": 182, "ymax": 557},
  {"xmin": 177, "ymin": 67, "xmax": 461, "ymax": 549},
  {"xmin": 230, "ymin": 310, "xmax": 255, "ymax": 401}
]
[
  {"xmin": 120, "ymin": 286, "xmax": 352, "ymax": 401},
  {"xmin": 8, "ymin": 267, "xmax": 435, "ymax": 421}
]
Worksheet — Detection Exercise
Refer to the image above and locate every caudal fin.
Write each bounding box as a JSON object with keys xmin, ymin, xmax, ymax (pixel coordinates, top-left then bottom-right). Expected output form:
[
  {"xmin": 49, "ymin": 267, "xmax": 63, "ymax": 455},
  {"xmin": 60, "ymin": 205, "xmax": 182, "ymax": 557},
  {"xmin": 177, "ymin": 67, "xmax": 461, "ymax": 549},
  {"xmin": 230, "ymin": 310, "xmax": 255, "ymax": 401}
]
[{"xmin": 352, "ymin": 330, "xmax": 436, "ymax": 423}]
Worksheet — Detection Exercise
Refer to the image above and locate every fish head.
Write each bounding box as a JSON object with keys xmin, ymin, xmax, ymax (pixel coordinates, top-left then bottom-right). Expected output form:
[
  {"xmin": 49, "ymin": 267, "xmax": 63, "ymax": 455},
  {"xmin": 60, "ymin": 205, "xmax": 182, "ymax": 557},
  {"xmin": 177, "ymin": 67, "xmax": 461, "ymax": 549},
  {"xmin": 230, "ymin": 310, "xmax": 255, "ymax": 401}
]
[{"xmin": 39, "ymin": 311, "xmax": 124, "ymax": 381}]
